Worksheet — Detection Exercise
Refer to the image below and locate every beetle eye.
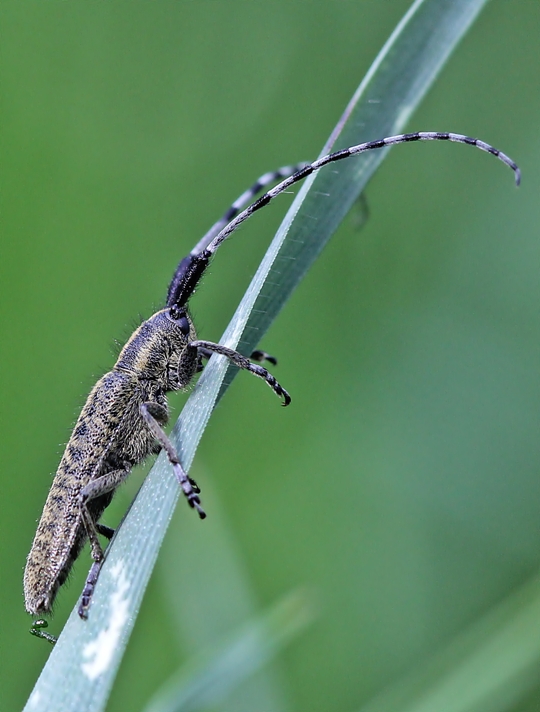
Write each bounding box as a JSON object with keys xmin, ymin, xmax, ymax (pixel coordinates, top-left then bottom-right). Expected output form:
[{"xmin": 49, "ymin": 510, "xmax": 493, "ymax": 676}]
[
  {"xmin": 178, "ymin": 315, "xmax": 190, "ymax": 336},
  {"xmin": 168, "ymin": 306, "xmax": 191, "ymax": 336}
]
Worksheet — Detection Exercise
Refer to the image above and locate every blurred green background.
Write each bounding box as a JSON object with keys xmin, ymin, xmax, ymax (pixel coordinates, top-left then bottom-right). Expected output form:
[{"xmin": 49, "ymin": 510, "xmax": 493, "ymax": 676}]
[{"xmin": 2, "ymin": 1, "xmax": 540, "ymax": 711}]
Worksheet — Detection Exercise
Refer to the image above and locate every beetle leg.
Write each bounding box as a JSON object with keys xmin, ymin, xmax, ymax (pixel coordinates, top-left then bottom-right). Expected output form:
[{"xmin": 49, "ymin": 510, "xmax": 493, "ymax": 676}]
[
  {"xmin": 79, "ymin": 468, "xmax": 131, "ymax": 564},
  {"xmin": 140, "ymin": 402, "xmax": 206, "ymax": 519},
  {"xmin": 191, "ymin": 340, "xmax": 291, "ymax": 406},
  {"xmin": 96, "ymin": 523, "xmax": 115, "ymax": 540},
  {"xmin": 250, "ymin": 349, "xmax": 278, "ymax": 366},
  {"xmin": 79, "ymin": 560, "xmax": 102, "ymax": 619},
  {"xmin": 77, "ymin": 468, "xmax": 131, "ymax": 619}
]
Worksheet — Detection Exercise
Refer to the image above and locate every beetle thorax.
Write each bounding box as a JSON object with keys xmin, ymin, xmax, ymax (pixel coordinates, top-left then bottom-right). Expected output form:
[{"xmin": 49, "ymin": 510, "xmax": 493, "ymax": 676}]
[{"xmin": 114, "ymin": 309, "xmax": 197, "ymax": 388}]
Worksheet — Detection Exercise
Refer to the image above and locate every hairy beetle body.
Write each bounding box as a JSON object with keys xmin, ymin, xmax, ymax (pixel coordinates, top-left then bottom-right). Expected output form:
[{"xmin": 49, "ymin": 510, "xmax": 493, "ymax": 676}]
[{"xmin": 24, "ymin": 309, "xmax": 198, "ymax": 615}]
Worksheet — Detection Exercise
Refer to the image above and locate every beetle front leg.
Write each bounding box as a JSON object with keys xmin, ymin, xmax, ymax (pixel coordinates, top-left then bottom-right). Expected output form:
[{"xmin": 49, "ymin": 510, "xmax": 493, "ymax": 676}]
[
  {"xmin": 140, "ymin": 402, "xmax": 206, "ymax": 519},
  {"xmin": 197, "ymin": 345, "xmax": 277, "ymax": 366},
  {"xmin": 250, "ymin": 349, "xmax": 278, "ymax": 366},
  {"xmin": 191, "ymin": 340, "xmax": 291, "ymax": 405}
]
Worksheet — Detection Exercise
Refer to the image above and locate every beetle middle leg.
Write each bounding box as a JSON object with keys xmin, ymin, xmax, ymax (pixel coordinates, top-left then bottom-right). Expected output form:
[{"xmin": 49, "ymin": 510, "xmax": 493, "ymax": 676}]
[
  {"xmin": 96, "ymin": 523, "xmax": 115, "ymax": 539},
  {"xmin": 139, "ymin": 402, "xmax": 206, "ymax": 519}
]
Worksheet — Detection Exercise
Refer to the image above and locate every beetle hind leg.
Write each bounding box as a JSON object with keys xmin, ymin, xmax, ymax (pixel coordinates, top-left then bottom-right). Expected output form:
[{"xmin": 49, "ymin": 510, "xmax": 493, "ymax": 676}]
[{"xmin": 79, "ymin": 560, "xmax": 102, "ymax": 619}]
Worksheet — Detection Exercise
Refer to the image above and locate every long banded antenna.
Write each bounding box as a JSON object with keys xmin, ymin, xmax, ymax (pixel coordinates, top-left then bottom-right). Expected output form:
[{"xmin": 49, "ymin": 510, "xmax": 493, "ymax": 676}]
[
  {"xmin": 206, "ymin": 132, "xmax": 520, "ymax": 257},
  {"xmin": 167, "ymin": 132, "xmax": 519, "ymax": 309},
  {"xmin": 167, "ymin": 163, "xmax": 306, "ymax": 307},
  {"xmin": 190, "ymin": 163, "xmax": 309, "ymax": 256}
]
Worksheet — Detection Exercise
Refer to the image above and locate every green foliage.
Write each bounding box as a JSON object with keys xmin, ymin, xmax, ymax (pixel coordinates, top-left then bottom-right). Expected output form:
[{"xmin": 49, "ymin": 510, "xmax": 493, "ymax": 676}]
[{"xmin": 2, "ymin": 1, "xmax": 538, "ymax": 711}]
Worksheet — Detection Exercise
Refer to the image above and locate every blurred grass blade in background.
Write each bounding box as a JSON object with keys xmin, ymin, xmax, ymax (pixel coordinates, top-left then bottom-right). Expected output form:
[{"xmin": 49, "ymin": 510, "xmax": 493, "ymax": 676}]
[
  {"xmin": 159, "ymin": 477, "xmax": 290, "ymax": 712},
  {"xmin": 358, "ymin": 571, "xmax": 540, "ymax": 712},
  {"xmin": 23, "ymin": 0, "xmax": 492, "ymax": 710},
  {"xmin": 143, "ymin": 589, "xmax": 314, "ymax": 712}
]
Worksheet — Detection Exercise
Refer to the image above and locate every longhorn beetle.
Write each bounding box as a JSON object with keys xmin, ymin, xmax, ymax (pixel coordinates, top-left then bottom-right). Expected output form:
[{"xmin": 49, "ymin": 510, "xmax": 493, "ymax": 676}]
[{"xmin": 24, "ymin": 132, "xmax": 519, "ymax": 642}]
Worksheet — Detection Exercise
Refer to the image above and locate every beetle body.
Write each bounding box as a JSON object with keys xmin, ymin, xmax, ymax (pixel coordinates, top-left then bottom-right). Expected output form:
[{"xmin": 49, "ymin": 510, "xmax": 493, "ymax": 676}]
[{"xmin": 24, "ymin": 308, "xmax": 198, "ymax": 615}]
